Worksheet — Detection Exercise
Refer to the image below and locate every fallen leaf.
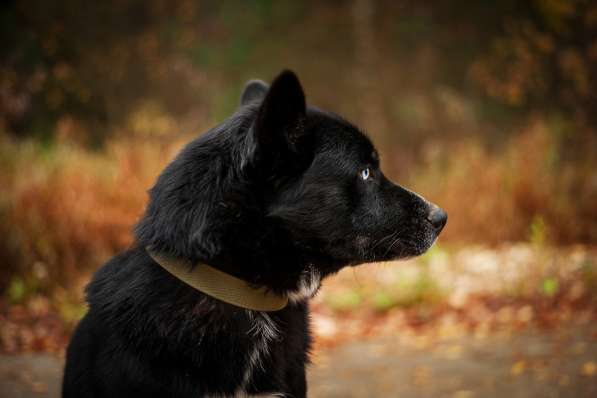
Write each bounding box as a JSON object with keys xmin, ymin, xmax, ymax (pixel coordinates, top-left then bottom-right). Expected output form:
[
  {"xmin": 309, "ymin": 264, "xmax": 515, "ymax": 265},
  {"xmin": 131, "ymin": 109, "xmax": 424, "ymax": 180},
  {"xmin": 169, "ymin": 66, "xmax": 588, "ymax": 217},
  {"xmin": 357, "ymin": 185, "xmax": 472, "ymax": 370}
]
[
  {"xmin": 582, "ymin": 361, "xmax": 596, "ymax": 376},
  {"xmin": 511, "ymin": 360, "xmax": 526, "ymax": 376},
  {"xmin": 31, "ymin": 382, "xmax": 47, "ymax": 393},
  {"xmin": 452, "ymin": 390, "xmax": 474, "ymax": 398}
]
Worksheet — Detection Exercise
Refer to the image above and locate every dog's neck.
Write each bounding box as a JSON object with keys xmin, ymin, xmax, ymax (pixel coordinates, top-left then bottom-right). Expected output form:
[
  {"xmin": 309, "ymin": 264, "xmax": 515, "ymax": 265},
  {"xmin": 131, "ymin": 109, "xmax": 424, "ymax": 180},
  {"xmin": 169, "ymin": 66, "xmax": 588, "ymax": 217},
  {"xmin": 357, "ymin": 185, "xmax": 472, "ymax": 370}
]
[{"xmin": 146, "ymin": 248, "xmax": 289, "ymax": 312}]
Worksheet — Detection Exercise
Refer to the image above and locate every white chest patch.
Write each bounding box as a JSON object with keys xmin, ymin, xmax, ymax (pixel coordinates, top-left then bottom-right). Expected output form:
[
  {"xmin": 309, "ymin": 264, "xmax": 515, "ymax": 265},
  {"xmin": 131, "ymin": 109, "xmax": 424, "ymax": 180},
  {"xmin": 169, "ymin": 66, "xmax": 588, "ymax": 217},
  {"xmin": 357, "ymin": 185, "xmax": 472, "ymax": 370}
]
[
  {"xmin": 287, "ymin": 266, "xmax": 321, "ymax": 304},
  {"xmin": 233, "ymin": 312, "xmax": 282, "ymax": 397},
  {"xmin": 225, "ymin": 268, "xmax": 321, "ymax": 398}
]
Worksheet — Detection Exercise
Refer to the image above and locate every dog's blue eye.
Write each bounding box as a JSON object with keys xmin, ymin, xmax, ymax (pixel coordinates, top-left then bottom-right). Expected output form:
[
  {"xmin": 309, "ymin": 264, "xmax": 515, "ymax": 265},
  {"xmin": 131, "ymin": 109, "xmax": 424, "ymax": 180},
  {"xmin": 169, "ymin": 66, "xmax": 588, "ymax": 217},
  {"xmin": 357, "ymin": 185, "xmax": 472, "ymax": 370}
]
[{"xmin": 360, "ymin": 168, "xmax": 370, "ymax": 180}]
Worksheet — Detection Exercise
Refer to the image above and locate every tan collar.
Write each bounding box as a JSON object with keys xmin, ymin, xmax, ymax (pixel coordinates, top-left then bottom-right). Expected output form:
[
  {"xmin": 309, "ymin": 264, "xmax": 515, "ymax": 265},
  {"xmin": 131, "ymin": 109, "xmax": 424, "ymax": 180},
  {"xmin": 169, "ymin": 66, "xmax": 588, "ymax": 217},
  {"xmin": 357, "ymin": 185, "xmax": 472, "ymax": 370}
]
[{"xmin": 146, "ymin": 248, "xmax": 288, "ymax": 312}]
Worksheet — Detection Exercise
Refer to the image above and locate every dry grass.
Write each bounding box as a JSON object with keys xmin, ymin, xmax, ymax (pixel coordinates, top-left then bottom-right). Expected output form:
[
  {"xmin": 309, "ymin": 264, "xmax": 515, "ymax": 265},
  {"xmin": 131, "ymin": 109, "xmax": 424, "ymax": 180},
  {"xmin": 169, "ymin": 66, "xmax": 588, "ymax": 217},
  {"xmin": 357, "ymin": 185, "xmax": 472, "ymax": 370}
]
[
  {"xmin": 409, "ymin": 120, "xmax": 597, "ymax": 245},
  {"xmin": 0, "ymin": 124, "xmax": 596, "ymax": 354},
  {"xmin": 0, "ymin": 135, "xmax": 185, "ymax": 295},
  {"xmin": 0, "ymin": 119, "xmax": 595, "ymax": 298}
]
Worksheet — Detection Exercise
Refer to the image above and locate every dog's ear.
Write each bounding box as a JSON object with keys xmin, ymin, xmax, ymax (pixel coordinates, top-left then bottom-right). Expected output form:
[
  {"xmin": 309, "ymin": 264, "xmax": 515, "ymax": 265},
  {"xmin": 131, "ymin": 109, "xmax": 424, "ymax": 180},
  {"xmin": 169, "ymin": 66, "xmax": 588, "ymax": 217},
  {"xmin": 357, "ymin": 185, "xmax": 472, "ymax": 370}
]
[
  {"xmin": 240, "ymin": 79, "xmax": 269, "ymax": 105},
  {"xmin": 253, "ymin": 70, "xmax": 307, "ymax": 155}
]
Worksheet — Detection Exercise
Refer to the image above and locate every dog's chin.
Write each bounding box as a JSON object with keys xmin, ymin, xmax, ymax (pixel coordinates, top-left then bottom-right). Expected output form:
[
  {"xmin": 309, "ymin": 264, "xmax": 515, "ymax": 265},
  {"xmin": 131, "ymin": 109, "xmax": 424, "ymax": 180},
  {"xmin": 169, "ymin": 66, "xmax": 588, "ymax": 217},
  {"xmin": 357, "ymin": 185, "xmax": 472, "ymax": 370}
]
[
  {"xmin": 336, "ymin": 229, "xmax": 441, "ymax": 266},
  {"xmin": 373, "ymin": 233, "xmax": 439, "ymax": 262}
]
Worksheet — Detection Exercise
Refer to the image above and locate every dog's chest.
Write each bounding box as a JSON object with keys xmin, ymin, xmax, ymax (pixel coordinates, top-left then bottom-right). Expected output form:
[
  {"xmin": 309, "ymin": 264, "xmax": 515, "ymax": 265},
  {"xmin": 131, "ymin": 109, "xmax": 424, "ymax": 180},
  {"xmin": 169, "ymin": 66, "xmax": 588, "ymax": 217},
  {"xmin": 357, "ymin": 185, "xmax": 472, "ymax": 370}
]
[{"xmin": 233, "ymin": 312, "xmax": 282, "ymax": 397}]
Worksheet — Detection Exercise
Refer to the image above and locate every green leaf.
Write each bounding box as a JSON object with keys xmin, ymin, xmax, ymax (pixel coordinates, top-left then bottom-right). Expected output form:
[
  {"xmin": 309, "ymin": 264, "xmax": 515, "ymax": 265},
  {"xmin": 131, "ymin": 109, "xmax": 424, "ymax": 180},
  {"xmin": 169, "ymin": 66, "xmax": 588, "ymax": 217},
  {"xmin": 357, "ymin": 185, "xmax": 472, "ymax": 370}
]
[
  {"xmin": 8, "ymin": 277, "xmax": 25, "ymax": 303},
  {"xmin": 542, "ymin": 278, "xmax": 558, "ymax": 296}
]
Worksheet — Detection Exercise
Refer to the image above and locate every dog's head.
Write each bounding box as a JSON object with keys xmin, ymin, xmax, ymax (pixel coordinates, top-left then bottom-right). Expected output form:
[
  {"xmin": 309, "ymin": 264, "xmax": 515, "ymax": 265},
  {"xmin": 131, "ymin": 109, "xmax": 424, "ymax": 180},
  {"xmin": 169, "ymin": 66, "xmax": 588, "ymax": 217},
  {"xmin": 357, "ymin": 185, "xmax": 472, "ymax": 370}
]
[
  {"xmin": 136, "ymin": 70, "xmax": 446, "ymax": 293},
  {"xmin": 247, "ymin": 72, "xmax": 446, "ymax": 264}
]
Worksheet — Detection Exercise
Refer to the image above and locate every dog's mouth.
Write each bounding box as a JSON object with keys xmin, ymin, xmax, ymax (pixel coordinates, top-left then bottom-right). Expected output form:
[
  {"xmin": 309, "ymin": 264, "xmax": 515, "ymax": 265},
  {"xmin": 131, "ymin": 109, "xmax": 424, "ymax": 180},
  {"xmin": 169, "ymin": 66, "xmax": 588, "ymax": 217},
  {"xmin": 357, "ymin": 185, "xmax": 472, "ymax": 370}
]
[
  {"xmin": 357, "ymin": 218, "xmax": 446, "ymax": 263},
  {"xmin": 391, "ymin": 207, "xmax": 447, "ymax": 259},
  {"xmin": 394, "ymin": 235, "xmax": 438, "ymax": 257},
  {"xmin": 377, "ymin": 237, "xmax": 435, "ymax": 260},
  {"xmin": 351, "ymin": 202, "xmax": 448, "ymax": 263}
]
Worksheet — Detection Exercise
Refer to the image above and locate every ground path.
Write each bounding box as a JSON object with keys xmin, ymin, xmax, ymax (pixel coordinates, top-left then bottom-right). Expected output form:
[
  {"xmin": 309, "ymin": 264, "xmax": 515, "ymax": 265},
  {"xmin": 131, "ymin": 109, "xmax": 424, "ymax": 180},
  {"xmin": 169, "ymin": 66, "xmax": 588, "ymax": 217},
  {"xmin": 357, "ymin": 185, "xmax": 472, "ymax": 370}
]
[{"xmin": 1, "ymin": 326, "xmax": 595, "ymax": 398}]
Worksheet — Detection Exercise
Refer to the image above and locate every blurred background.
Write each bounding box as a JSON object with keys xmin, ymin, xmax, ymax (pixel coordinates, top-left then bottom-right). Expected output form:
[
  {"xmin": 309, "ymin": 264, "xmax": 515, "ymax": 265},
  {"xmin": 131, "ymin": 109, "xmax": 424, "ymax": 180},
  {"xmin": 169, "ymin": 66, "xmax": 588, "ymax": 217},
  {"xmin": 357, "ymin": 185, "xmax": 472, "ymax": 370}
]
[{"xmin": 1, "ymin": 0, "xmax": 596, "ymax": 396}]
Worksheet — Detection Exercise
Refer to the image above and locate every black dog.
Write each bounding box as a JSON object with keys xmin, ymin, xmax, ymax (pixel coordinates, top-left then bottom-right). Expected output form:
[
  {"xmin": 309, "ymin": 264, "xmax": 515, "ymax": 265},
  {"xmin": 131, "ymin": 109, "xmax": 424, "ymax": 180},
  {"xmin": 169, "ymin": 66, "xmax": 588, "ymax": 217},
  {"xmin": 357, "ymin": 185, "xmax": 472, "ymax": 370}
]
[{"xmin": 63, "ymin": 70, "xmax": 446, "ymax": 397}]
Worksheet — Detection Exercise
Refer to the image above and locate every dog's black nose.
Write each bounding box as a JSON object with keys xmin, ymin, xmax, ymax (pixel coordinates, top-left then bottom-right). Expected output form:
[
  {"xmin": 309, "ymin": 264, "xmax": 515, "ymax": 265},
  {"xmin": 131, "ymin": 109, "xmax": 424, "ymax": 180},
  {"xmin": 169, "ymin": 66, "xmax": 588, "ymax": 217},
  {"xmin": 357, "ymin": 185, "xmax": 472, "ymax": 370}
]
[{"xmin": 427, "ymin": 206, "xmax": 447, "ymax": 231}]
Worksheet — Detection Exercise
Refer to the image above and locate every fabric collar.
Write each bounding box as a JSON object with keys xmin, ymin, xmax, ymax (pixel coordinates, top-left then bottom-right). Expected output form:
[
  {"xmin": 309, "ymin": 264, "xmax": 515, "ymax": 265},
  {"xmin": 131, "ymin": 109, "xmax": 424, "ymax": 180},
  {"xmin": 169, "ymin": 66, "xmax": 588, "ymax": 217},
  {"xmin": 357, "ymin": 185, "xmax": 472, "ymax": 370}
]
[{"xmin": 146, "ymin": 248, "xmax": 288, "ymax": 312}]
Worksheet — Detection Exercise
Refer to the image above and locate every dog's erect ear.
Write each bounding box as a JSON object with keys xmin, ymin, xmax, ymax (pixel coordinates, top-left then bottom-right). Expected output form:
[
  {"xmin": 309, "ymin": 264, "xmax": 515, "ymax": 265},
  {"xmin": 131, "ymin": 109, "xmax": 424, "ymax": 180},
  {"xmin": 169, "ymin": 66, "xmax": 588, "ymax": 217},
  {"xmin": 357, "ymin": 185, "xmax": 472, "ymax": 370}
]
[
  {"xmin": 253, "ymin": 70, "xmax": 306, "ymax": 154},
  {"xmin": 240, "ymin": 79, "xmax": 269, "ymax": 105}
]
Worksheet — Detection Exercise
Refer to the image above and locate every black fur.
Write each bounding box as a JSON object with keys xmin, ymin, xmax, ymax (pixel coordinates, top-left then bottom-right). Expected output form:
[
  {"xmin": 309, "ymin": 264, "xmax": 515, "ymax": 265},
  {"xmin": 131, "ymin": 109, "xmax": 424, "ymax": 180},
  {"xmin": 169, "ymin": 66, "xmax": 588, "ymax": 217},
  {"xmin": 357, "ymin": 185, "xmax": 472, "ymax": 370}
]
[{"xmin": 63, "ymin": 70, "xmax": 446, "ymax": 397}]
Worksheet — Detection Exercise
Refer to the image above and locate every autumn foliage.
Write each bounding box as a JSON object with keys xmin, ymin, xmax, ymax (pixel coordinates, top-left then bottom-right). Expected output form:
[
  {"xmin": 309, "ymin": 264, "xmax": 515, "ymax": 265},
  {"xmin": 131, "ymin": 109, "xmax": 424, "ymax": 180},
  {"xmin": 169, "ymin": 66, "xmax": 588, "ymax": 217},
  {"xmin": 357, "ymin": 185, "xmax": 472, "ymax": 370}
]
[{"xmin": 1, "ymin": 0, "xmax": 596, "ymax": 356}]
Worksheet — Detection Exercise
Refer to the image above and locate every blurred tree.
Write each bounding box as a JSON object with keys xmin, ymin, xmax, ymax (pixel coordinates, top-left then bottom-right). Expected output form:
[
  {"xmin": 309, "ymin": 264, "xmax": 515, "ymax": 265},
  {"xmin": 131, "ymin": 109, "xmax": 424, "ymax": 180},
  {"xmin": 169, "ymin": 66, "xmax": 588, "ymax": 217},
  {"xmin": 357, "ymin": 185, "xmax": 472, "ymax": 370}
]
[
  {"xmin": 0, "ymin": 0, "xmax": 207, "ymax": 144},
  {"xmin": 469, "ymin": 0, "xmax": 597, "ymax": 128},
  {"xmin": 1, "ymin": 0, "xmax": 595, "ymax": 145}
]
